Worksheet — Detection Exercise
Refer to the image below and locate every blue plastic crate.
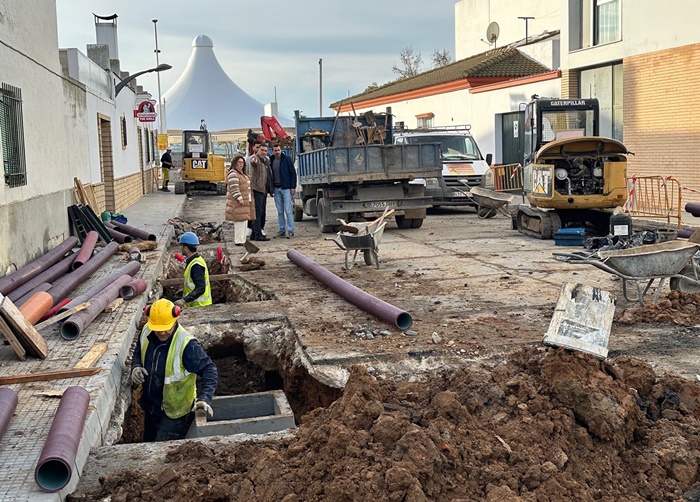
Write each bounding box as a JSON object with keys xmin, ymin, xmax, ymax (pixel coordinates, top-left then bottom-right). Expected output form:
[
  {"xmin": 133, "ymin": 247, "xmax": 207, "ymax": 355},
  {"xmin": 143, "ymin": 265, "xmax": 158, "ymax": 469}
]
[{"xmin": 554, "ymin": 228, "xmax": 586, "ymax": 246}]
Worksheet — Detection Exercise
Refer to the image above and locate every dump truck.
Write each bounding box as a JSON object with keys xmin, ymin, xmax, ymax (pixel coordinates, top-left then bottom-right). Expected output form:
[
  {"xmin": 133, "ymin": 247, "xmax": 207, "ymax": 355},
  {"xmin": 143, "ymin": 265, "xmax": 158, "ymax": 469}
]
[
  {"xmin": 293, "ymin": 108, "xmax": 442, "ymax": 232},
  {"xmin": 174, "ymin": 129, "xmax": 227, "ymax": 195}
]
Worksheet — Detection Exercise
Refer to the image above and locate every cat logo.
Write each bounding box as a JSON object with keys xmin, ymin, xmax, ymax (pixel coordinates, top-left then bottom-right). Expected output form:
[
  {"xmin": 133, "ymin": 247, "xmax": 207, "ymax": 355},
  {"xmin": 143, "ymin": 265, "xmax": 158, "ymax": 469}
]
[
  {"xmin": 532, "ymin": 166, "xmax": 552, "ymax": 197},
  {"xmin": 192, "ymin": 159, "xmax": 207, "ymax": 169}
]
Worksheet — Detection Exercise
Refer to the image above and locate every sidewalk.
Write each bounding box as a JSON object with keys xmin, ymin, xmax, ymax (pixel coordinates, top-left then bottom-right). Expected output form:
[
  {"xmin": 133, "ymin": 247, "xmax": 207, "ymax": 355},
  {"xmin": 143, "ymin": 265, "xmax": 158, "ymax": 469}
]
[{"xmin": 0, "ymin": 191, "xmax": 185, "ymax": 501}]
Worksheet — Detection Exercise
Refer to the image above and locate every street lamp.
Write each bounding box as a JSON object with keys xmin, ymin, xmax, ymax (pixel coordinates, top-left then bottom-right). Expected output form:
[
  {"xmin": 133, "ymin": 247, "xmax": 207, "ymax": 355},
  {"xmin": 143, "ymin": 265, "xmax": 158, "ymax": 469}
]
[
  {"xmin": 114, "ymin": 63, "xmax": 172, "ymax": 97},
  {"xmin": 153, "ymin": 19, "xmax": 164, "ymax": 134}
]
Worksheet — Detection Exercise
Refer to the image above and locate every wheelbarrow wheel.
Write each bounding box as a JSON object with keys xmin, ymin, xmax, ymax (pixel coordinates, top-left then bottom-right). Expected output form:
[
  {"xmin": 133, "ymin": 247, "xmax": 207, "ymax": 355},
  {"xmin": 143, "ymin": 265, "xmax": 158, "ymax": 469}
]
[
  {"xmin": 345, "ymin": 250, "xmax": 359, "ymax": 270},
  {"xmin": 363, "ymin": 249, "xmax": 379, "ymax": 268}
]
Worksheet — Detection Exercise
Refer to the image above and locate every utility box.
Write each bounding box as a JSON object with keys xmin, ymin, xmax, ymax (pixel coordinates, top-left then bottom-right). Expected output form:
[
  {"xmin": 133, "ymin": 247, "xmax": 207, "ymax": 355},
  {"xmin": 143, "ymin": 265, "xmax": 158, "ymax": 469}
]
[{"xmin": 554, "ymin": 228, "xmax": 586, "ymax": 246}]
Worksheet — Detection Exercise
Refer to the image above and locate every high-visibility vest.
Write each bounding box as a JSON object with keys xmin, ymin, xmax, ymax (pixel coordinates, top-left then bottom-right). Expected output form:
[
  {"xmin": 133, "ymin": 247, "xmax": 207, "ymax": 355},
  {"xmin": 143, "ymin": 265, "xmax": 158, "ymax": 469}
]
[
  {"xmin": 183, "ymin": 255, "xmax": 212, "ymax": 307},
  {"xmin": 140, "ymin": 325, "xmax": 197, "ymax": 419}
]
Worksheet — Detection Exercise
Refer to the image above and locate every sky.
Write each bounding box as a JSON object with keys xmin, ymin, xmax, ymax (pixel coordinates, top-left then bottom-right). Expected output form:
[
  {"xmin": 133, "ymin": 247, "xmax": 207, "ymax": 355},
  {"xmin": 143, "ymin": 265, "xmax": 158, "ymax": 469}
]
[{"xmin": 55, "ymin": 1, "xmax": 457, "ymax": 120}]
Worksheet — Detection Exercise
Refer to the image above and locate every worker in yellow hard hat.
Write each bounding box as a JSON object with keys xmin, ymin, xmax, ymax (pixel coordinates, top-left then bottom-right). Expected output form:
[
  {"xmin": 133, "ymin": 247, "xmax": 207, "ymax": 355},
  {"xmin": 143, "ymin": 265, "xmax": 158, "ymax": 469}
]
[{"xmin": 130, "ymin": 298, "xmax": 218, "ymax": 442}]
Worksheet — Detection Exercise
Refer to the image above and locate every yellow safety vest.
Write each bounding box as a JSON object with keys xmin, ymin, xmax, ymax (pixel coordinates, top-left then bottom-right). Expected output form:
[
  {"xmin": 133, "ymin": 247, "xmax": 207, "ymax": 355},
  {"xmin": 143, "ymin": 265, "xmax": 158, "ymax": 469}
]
[
  {"xmin": 183, "ymin": 255, "xmax": 212, "ymax": 307},
  {"xmin": 140, "ymin": 325, "xmax": 197, "ymax": 419}
]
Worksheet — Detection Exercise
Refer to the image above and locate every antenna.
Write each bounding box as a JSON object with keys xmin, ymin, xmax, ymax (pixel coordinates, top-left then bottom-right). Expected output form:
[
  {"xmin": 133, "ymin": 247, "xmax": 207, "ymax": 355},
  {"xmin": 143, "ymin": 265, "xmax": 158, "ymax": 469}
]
[{"xmin": 486, "ymin": 21, "xmax": 500, "ymax": 47}]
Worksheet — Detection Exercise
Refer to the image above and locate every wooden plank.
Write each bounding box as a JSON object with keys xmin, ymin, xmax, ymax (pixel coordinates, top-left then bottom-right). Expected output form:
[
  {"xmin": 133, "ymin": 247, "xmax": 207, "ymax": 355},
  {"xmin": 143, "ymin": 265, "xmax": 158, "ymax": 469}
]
[
  {"xmin": 0, "ymin": 367, "xmax": 100, "ymax": 385},
  {"xmin": 0, "ymin": 309, "xmax": 26, "ymax": 361},
  {"xmin": 0, "ymin": 293, "xmax": 48, "ymax": 359},
  {"xmin": 74, "ymin": 177, "xmax": 89, "ymax": 206},
  {"xmin": 34, "ymin": 302, "xmax": 90, "ymax": 331},
  {"xmin": 158, "ymin": 273, "xmax": 235, "ymax": 288},
  {"xmin": 86, "ymin": 184, "xmax": 99, "ymax": 212},
  {"xmin": 74, "ymin": 343, "xmax": 108, "ymax": 369},
  {"xmin": 104, "ymin": 298, "xmax": 123, "ymax": 313}
]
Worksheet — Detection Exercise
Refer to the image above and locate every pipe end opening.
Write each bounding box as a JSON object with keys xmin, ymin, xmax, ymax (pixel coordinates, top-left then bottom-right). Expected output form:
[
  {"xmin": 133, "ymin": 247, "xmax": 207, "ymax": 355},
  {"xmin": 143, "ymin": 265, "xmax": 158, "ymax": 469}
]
[
  {"xmin": 35, "ymin": 459, "xmax": 70, "ymax": 492},
  {"xmin": 60, "ymin": 322, "xmax": 80, "ymax": 340},
  {"xmin": 396, "ymin": 312, "xmax": 413, "ymax": 331},
  {"xmin": 119, "ymin": 286, "xmax": 135, "ymax": 300}
]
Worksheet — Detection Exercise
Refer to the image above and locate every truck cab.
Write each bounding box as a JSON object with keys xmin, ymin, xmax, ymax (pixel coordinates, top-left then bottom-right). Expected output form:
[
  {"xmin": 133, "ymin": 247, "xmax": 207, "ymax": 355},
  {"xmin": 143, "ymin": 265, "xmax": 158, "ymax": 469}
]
[{"xmin": 393, "ymin": 126, "xmax": 491, "ymax": 207}]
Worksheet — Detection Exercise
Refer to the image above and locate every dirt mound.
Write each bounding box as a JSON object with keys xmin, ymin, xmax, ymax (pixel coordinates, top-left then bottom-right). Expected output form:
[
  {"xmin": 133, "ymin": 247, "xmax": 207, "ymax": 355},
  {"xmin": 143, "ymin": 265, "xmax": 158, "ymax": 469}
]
[
  {"xmin": 616, "ymin": 291, "xmax": 700, "ymax": 325},
  {"xmin": 69, "ymin": 347, "xmax": 700, "ymax": 501}
]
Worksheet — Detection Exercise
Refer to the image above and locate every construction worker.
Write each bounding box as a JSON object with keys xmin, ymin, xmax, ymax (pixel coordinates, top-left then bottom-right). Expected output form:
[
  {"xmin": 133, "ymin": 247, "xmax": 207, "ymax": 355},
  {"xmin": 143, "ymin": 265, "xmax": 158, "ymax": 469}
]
[
  {"xmin": 160, "ymin": 148, "xmax": 173, "ymax": 192},
  {"xmin": 176, "ymin": 232, "xmax": 212, "ymax": 308},
  {"xmin": 131, "ymin": 298, "xmax": 218, "ymax": 441}
]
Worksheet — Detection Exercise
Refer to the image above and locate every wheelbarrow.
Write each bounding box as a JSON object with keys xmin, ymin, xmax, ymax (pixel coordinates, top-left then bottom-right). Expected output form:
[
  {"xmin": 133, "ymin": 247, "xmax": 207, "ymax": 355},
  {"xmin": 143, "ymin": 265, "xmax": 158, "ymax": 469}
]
[
  {"xmin": 326, "ymin": 221, "xmax": 387, "ymax": 269},
  {"xmin": 458, "ymin": 183, "xmax": 514, "ymax": 219},
  {"xmin": 553, "ymin": 240, "xmax": 700, "ymax": 305}
]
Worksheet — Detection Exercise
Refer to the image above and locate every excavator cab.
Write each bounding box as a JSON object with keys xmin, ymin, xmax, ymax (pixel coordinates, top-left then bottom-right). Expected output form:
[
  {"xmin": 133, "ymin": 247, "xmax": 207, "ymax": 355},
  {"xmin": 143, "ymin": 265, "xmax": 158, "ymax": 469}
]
[{"xmin": 175, "ymin": 130, "xmax": 227, "ymax": 195}]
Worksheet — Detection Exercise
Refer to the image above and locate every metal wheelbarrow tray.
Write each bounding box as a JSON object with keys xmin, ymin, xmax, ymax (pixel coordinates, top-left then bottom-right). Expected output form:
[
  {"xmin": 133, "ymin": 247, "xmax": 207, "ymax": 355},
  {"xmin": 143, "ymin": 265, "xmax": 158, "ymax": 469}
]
[
  {"xmin": 326, "ymin": 222, "xmax": 386, "ymax": 269},
  {"xmin": 465, "ymin": 186, "xmax": 513, "ymax": 219},
  {"xmin": 554, "ymin": 240, "xmax": 700, "ymax": 305}
]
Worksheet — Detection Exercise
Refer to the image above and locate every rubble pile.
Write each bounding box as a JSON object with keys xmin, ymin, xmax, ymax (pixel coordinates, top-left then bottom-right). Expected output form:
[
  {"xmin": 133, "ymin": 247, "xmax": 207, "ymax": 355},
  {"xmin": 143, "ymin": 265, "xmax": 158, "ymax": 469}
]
[
  {"xmin": 69, "ymin": 347, "xmax": 700, "ymax": 501},
  {"xmin": 616, "ymin": 291, "xmax": 700, "ymax": 325}
]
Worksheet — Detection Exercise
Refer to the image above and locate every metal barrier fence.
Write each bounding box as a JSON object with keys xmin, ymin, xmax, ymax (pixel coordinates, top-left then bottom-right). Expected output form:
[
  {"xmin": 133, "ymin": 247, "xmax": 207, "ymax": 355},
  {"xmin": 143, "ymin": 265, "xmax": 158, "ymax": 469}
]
[
  {"xmin": 491, "ymin": 163, "xmax": 524, "ymax": 193},
  {"xmin": 623, "ymin": 175, "xmax": 682, "ymax": 229}
]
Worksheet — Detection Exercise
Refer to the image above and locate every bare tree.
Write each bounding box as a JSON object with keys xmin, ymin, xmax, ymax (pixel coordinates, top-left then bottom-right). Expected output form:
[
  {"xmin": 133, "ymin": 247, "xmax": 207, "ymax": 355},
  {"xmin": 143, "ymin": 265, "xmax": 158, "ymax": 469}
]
[
  {"xmin": 392, "ymin": 47, "xmax": 423, "ymax": 79},
  {"xmin": 431, "ymin": 49, "xmax": 452, "ymax": 68}
]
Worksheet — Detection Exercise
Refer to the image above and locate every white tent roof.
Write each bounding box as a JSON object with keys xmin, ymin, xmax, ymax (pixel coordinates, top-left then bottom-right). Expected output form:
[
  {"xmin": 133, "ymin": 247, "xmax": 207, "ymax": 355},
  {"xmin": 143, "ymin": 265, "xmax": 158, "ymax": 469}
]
[{"xmin": 163, "ymin": 35, "xmax": 284, "ymax": 132}]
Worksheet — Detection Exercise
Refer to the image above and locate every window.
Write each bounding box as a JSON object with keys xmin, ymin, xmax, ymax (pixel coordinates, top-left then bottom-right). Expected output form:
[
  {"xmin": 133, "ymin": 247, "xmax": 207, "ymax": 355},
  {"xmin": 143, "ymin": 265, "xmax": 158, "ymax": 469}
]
[
  {"xmin": 416, "ymin": 113, "xmax": 434, "ymax": 129},
  {"xmin": 0, "ymin": 83, "xmax": 27, "ymax": 188},
  {"xmin": 580, "ymin": 63, "xmax": 623, "ymax": 141},
  {"xmin": 569, "ymin": 0, "xmax": 621, "ymax": 50},
  {"xmin": 120, "ymin": 115, "xmax": 127, "ymax": 149},
  {"xmin": 595, "ymin": 0, "xmax": 621, "ymax": 45}
]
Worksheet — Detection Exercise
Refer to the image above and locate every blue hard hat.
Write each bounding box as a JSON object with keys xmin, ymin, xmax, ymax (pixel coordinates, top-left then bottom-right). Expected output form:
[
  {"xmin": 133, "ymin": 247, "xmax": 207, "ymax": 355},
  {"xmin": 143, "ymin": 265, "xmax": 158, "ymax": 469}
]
[{"xmin": 178, "ymin": 231, "xmax": 200, "ymax": 246}]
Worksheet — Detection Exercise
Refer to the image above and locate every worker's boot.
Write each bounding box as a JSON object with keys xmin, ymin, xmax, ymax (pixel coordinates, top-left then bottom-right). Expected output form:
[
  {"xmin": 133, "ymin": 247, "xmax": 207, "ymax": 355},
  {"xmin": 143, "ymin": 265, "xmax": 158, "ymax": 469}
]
[{"xmin": 163, "ymin": 181, "xmax": 171, "ymax": 192}]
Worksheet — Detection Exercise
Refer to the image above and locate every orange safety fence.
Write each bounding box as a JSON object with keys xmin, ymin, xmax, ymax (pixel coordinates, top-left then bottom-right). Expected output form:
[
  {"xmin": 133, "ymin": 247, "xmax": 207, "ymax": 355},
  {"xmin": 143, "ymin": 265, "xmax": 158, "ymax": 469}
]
[
  {"xmin": 623, "ymin": 175, "xmax": 682, "ymax": 230},
  {"xmin": 490, "ymin": 163, "xmax": 524, "ymax": 193}
]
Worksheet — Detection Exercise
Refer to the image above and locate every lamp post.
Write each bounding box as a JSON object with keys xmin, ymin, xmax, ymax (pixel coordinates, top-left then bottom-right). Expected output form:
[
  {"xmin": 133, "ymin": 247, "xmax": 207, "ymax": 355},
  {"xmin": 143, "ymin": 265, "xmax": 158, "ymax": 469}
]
[
  {"xmin": 152, "ymin": 19, "xmax": 164, "ymax": 134},
  {"xmin": 318, "ymin": 58, "xmax": 322, "ymax": 117},
  {"xmin": 114, "ymin": 63, "xmax": 171, "ymax": 97}
]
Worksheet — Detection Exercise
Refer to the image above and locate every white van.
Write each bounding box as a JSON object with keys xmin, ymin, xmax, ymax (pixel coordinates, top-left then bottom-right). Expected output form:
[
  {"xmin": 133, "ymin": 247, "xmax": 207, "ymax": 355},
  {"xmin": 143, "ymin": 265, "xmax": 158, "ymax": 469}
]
[{"xmin": 393, "ymin": 126, "xmax": 492, "ymax": 207}]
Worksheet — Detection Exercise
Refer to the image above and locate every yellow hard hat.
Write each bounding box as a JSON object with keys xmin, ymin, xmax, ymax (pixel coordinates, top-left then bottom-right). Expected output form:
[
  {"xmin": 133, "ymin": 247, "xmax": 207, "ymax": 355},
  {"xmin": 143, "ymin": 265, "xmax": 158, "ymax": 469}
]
[{"xmin": 146, "ymin": 299, "xmax": 180, "ymax": 331}]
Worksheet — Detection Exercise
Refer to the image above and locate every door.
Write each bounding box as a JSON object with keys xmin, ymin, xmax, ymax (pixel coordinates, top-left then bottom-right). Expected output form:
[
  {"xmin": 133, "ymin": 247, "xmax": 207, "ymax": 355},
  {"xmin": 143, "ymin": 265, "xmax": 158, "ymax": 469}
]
[
  {"xmin": 501, "ymin": 111, "xmax": 524, "ymax": 165},
  {"xmin": 97, "ymin": 116, "xmax": 115, "ymax": 212}
]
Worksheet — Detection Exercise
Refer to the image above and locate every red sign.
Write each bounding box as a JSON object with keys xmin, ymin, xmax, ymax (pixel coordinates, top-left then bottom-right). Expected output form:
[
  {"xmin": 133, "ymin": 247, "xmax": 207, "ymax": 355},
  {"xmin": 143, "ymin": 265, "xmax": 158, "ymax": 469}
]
[{"xmin": 134, "ymin": 101, "xmax": 157, "ymax": 122}]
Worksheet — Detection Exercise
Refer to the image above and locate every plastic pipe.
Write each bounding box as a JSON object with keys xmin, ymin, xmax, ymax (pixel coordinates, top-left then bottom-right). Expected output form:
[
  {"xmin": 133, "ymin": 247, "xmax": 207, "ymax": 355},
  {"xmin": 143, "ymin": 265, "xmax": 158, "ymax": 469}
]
[
  {"xmin": 38, "ymin": 298, "xmax": 71, "ymax": 323},
  {"xmin": 71, "ymin": 231, "xmax": 99, "ymax": 270},
  {"xmin": 106, "ymin": 227, "xmax": 132, "ymax": 244},
  {"xmin": 679, "ymin": 228, "xmax": 697, "ymax": 239},
  {"xmin": 58, "ymin": 261, "xmax": 141, "ymax": 314},
  {"xmin": 0, "ymin": 237, "xmax": 78, "ymax": 296},
  {"xmin": 60, "ymin": 275, "xmax": 133, "ymax": 340},
  {"xmin": 46, "ymin": 241, "xmax": 119, "ymax": 307},
  {"xmin": 0, "ymin": 388, "xmax": 18, "ymax": 443},
  {"xmin": 174, "ymin": 253, "xmax": 185, "ymax": 262},
  {"xmin": 14, "ymin": 283, "xmax": 52, "ymax": 309},
  {"xmin": 119, "ymin": 278, "xmax": 148, "ymax": 300},
  {"xmin": 685, "ymin": 203, "xmax": 700, "ymax": 217},
  {"xmin": 287, "ymin": 249, "xmax": 412, "ymax": 330},
  {"xmin": 18, "ymin": 291, "xmax": 54, "ymax": 325},
  {"xmin": 128, "ymin": 247, "xmax": 142, "ymax": 262},
  {"xmin": 105, "ymin": 221, "xmax": 157, "ymax": 241},
  {"xmin": 7, "ymin": 254, "xmax": 77, "ymax": 303},
  {"xmin": 35, "ymin": 386, "xmax": 90, "ymax": 493}
]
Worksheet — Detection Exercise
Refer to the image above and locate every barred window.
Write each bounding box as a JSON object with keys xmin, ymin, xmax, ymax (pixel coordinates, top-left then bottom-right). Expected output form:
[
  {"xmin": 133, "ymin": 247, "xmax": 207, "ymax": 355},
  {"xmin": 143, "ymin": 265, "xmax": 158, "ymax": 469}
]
[
  {"xmin": 120, "ymin": 115, "xmax": 127, "ymax": 149},
  {"xmin": 0, "ymin": 83, "xmax": 27, "ymax": 188}
]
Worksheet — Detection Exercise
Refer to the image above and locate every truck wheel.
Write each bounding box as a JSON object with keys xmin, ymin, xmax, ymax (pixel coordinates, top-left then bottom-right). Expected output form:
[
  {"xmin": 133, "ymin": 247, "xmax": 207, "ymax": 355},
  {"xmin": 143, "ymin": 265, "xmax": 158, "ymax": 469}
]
[
  {"xmin": 410, "ymin": 218, "xmax": 424, "ymax": 228},
  {"xmin": 317, "ymin": 198, "xmax": 335, "ymax": 233},
  {"xmin": 174, "ymin": 182, "xmax": 185, "ymax": 194},
  {"xmin": 293, "ymin": 206, "xmax": 304, "ymax": 222},
  {"xmin": 395, "ymin": 215, "xmax": 412, "ymax": 229},
  {"xmin": 216, "ymin": 182, "xmax": 227, "ymax": 195}
]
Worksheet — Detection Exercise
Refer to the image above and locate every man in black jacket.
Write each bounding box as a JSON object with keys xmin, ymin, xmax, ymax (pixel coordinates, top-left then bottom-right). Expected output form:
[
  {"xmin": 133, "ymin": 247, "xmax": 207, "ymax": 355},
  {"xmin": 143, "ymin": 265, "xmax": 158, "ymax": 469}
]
[
  {"xmin": 270, "ymin": 143, "xmax": 297, "ymax": 238},
  {"xmin": 160, "ymin": 148, "xmax": 173, "ymax": 192}
]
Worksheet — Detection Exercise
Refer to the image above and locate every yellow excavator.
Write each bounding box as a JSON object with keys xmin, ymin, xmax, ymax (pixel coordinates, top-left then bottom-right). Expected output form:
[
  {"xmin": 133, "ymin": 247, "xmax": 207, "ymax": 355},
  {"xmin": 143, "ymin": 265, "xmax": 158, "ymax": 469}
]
[
  {"xmin": 174, "ymin": 129, "xmax": 227, "ymax": 195},
  {"xmin": 516, "ymin": 96, "xmax": 630, "ymax": 238}
]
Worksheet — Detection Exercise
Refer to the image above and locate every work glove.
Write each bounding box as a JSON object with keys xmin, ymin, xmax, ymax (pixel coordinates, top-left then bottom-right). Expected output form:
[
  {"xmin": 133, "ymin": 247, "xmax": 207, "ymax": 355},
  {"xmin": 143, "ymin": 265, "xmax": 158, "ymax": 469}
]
[
  {"xmin": 174, "ymin": 299, "xmax": 186, "ymax": 308},
  {"xmin": 192, "ymin": 400, "xmax": 214, "ymax": 418},
  {"xmin": 131, "ymin": 367, "xmax": 148, "ymax": 385}
]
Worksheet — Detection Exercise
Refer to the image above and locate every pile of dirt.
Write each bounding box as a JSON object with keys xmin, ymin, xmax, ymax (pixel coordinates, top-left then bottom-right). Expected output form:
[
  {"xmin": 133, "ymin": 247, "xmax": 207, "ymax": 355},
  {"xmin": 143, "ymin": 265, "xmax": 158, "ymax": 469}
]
[
  {"xmin": 70, "ymin": 347, "xmax": 700, "ymax": 501},
  {"xmin": 168, "ymin": 218, "xmax": 225, "ymax": 244},
  {"xmin": 616, "ymin": 291, "xmax": 700, "ymax": 325}
]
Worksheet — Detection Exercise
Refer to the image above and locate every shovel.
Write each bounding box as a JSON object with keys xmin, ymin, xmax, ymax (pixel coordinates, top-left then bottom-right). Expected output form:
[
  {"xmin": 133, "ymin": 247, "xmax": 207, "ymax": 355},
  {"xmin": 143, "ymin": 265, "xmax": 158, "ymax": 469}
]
[{"xmin": 366, "ymin": 208, "xmax": 395, "ymax": 234}]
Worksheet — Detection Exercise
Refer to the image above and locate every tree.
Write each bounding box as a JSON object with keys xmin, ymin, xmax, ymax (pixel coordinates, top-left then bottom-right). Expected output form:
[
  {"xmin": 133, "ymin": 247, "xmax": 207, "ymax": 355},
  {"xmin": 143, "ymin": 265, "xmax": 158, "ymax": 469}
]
[
  {"xmin": 392, "ymin": 47, "xmax": 423, "ymax": 79},
  {"xmin": 431, "ymin": 49, "xmax": 452, "ymax": 68},
  {"xmin": 364, "ymin": 82, "xmax": 379, "ymax": 92}
]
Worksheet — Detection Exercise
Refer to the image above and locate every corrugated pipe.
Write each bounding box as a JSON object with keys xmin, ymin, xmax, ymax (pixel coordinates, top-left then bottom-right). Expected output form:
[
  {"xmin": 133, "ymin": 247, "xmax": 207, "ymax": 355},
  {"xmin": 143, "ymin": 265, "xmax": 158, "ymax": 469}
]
[
  {"xmin": 15, "ymin": 283, "xmax": 52, "ymax": 309},
  {"xmin": 71, "ymin": 231, "xmax": 99, "ymax": 270},
  {"xmin": 0, "ymin": 237, "xmax": 78, "ymax": 296},
  {"xmin": 106, "ymin": 227, "xmax": 132, "ymax": 244},
  {"xmin": 105, "ymin": 221, "xmax": 157, "ymax": 241},
  {"xmin": 38, "ymin": 298, "xmax": 71, "ymax": 323},
  {"xmin": 119, "ymin": 278, "xmax": 148, "ymax": 300},
  {"xmin": 46, "ymin": 241, "xmax": 119, "ymax": 307},
  {"xmin": 60, "ymin": 275, "xmax": 133, "ymax": 340},
  {"xmin": 18, "ymin": 291, "xmax": 54, "ymax": 325},
  {"xmin": 58, "ymin": 261, "xmax": 141, "ymax": 314},
  {"xmin": 0, "ymin": 388, "xmax": 18, "ymax": 443},
  {"xmin": 7, "ymin": 254, "xmax": 77, "ymax": 303},
  {"xmin": 287, "ymin": 249, "xmax": 413, "ymax": 330},
  {"xmin": 34, "ymin": 386, "xmax": 90, "ymax": 493}
]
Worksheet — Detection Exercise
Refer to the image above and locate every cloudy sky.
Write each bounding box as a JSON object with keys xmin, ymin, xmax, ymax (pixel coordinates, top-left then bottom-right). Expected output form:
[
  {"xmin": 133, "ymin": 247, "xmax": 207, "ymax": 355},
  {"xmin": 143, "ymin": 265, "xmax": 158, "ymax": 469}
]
[{"xmin": 55, "ymin": 1, "xmax": 457, "ymax": 119}]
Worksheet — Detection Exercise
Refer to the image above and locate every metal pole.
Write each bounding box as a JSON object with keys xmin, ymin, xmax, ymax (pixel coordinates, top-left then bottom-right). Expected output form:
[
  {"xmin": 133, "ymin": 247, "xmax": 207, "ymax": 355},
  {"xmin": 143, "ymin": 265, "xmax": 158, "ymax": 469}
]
[
  {"xmin": 152, "ymin": 19, "xmax": 163, "ymax": 134},
  {"xmin": 318, "ymin": 58, "xmax": 322, "ymax": 116},
  {"xmin": 518, "ymin": 16, "xmax": 535, "ymax": 44}
]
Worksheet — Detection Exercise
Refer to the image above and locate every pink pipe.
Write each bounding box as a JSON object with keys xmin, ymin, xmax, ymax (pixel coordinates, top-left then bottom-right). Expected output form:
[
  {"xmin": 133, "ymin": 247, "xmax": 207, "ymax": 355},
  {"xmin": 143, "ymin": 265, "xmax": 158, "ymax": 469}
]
[
  {"xmin": 119, "ymin": 278, "xmax": 148, "ymax": 300},
  {"xmin": 71, "ymin": 231, "xmax": 99, "ymax": 270}
]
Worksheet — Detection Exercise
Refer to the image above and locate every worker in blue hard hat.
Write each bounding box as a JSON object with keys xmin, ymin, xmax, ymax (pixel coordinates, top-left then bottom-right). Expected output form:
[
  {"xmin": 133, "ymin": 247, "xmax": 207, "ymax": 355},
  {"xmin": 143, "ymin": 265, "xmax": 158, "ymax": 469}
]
[{"xmin": 176, "ymin": 232, "xmax": 212, "ymax": 308}]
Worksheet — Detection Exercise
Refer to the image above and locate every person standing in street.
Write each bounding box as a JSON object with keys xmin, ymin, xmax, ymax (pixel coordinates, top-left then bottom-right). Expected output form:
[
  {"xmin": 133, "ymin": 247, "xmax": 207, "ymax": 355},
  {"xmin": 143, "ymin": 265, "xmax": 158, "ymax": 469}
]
[
  {"xmin": 270, "ymin": 143, "xmax": 297, "ymax": 238},
  {"xmin": 177, "ymin": 232, "xmax": 212, "ymax": 307},
  {"xmin": 225, "ymin": 155, "xmax": 255, "ymax": 245},
  {"xmin": 160, "ymin": 148, "xmax": 173, "ymax": 192},
  {"xmin": 131, "ymin": 298, "xmax": 218, "ymax": 442},
  {"xmin": 249, "ymin": 144, "xmax": 272, "ymax": 241}
]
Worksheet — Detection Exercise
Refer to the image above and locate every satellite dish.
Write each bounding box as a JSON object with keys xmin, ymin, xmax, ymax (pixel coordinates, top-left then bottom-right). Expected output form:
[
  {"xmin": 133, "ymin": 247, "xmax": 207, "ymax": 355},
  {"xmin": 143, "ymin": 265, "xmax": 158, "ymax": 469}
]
[{"xmin": 486, "ymin": 22, "xmax": 500, "ymax": 45}]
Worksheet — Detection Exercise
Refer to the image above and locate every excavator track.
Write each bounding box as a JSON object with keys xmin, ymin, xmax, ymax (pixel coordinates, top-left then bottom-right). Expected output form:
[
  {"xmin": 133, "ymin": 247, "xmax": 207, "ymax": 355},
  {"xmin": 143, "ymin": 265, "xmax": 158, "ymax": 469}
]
[{"xmin": 516, "ymin": 206, "xmax": 562, "ymax": 239}]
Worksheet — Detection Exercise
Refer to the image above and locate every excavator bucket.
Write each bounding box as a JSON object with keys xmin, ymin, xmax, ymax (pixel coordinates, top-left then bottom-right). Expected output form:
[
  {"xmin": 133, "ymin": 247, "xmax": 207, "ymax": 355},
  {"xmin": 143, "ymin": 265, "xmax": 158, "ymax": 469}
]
[{"xmin": 261, "ymin": 116, "xmax": 288, "ymax": 139}]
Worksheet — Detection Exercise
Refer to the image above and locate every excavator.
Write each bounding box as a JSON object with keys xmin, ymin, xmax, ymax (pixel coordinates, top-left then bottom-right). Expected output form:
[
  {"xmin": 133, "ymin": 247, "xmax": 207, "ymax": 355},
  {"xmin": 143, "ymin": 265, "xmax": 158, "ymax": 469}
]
[
  {"xmin": 174, "ymin": 129, "xmax": 227, "ymax": 195},
  {"xmin": 246, "ymin": 116, "xmax": 295, "ymax": 155},
  {"xmin": 515, "ymin": 96, "xmax": 630, "ymax": 239}
]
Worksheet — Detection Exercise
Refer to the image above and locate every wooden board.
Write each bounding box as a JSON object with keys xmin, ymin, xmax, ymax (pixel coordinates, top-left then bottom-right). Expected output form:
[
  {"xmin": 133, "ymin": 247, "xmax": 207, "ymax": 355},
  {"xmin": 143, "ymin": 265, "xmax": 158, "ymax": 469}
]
[
  {"xmin": 0, "ymin": 307, "xmax": 26, "ymax": 361},
  {"xmin": 86, "ymin": 184, "xmax": 99, "ymax": 212},
  {"xmin": 74, "ymin": 343, "xmax": 108, "ymax": 369},
  {"xmin": 74, "ymin": 177, "xmax": 90, "ymax": 206},
  {"xmin": 158, "ymin": 273, "xmax": 235, "ymax": 288},
  {"xmin": 0, "ymin": 293, "xmax": 48, "ymax": 359},
  {"xmin": 0, "ymin": 367, "xmax": 100, "ymax": 385},
  {"xmin": 34, "ymin": 302, "xmax": 90, "ymax": 331},
  {"xmin": 104, "ymin": 298, "xmax": 123, "ymax": 313}
]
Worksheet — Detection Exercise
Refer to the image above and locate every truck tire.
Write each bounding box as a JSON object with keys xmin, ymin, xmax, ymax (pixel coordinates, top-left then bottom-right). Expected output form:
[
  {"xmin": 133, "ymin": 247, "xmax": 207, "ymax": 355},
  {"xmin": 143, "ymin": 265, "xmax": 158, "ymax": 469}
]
[
  {"xmin": 317, "ymin": 198, "xmax": 335, "ymax": 233},
  {"xmin": 410, "ymin": 218, "xmax": 424, "ymax": 228},
  {"xmin": 395, "ymin": 215, "xmax": 412, "ymax": 229},
  {"xmin": 293, "ymin": 206, "xmax": 304, "ymax": 222},
  {"xmin": 174, "ymin": 182, "xmax": 185, "ymax": 194}
]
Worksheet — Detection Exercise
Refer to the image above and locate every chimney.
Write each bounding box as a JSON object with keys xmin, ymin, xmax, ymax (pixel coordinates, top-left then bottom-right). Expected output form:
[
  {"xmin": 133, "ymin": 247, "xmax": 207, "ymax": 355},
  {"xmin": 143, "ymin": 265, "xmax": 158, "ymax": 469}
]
[
  {"xmin": 94, "ymin": 13, "xmax": 119, "ymax": 61},
  {"xmin": 86, "ymin": 44, "xmax": 110, "ymax": 70}
]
